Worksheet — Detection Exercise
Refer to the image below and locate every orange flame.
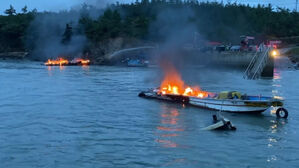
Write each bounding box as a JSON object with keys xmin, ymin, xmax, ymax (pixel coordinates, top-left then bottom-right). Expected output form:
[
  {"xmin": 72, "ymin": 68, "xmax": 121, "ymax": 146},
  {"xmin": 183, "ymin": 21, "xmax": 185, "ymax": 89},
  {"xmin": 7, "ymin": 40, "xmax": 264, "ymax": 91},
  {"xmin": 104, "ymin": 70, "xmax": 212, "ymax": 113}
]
[
  {"xmin": 160, "ymin": 64, "xmax": 211, "ymax": 98},
  {"xmin": 45, "ymin": 58, "xmax": 90, "ymax": 66},
  {"xmin": 73, "ymin": 58, "xmax": 90, "ymax": 65},
  {"xmin": 45, "ymin": 58, "xmax": 69, "ymax": 66}
]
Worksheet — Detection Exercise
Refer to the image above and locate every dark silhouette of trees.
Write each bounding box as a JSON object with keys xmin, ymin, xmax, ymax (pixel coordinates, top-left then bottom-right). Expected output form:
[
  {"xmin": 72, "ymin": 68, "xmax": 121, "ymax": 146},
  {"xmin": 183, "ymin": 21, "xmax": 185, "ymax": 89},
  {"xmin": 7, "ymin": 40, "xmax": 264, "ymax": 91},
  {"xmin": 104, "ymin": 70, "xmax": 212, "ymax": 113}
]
[
  {"xmin": 1, "ymin": 1, "xmax": 299, "ymax": 52},
  {"xmin": 78, "ymin": 1, "xmax": 299, "ymax": 43},
  {"xmin": 22, "ymin": 6, "xmax": 28, "ymax": 14},
  {"xmin": 5, "ymin": 5, "xmax": 16, "ymax": 16},
  {"xmin": 61, "ymin": 24, "xmax": 73, "ymax": 44}
]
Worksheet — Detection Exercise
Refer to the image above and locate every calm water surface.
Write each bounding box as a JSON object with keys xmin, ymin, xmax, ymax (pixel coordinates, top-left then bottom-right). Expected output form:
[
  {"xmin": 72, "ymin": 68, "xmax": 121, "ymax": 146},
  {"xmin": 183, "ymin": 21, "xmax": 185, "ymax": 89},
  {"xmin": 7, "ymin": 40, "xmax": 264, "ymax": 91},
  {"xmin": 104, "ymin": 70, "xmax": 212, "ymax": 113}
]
[{"xmin": 0, "ymin": 58, "xmax": 298, "ymax": 167}]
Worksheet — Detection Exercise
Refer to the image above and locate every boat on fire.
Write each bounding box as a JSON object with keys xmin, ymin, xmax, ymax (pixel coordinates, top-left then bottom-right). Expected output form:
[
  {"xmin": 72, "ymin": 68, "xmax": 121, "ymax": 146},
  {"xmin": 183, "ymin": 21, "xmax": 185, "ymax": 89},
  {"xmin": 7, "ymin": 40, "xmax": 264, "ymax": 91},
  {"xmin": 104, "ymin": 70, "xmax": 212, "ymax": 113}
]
[
  {"xmin": 139, "ymin": 89, "xmax": 288, "ymax": 118},
  {"xmin": 45, "ymin": 58, "xmax": 90, "ymax": 66}
]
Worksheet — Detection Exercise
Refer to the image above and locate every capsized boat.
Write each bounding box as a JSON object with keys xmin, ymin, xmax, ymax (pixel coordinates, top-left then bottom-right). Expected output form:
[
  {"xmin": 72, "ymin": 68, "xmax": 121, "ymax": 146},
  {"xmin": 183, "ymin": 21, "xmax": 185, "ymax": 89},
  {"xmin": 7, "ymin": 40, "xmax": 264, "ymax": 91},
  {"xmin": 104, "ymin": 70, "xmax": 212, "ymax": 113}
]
[
  {"xmin": 139, "ymin": 89, "xmax": 288, "ymax": 118},
  {"xmin": 201, "ymin": 115, "xmax": 236, "ymax": 131}
]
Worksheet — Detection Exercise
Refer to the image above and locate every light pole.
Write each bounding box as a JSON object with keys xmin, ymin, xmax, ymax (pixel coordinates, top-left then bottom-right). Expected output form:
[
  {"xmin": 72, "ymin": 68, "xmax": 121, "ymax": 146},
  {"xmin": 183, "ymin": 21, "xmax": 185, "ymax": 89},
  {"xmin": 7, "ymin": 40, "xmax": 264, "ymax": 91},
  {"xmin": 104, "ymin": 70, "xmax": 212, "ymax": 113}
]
[{"xmin": 296, "ymin": 0, "xmax": 298, "ymax": 12}]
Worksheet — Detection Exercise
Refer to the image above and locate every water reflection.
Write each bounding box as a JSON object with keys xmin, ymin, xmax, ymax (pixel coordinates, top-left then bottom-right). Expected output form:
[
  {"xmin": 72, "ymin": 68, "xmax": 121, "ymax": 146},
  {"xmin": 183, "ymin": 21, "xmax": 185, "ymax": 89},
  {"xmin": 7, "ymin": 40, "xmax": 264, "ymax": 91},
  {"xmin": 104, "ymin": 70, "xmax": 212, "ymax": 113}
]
[
  {"xmin": 266, "ymin": 118, "xmax": 287, "ymax": 163},
  {"xmin": 273, "ymin": 68, "xmax": 281, "ymax": 80},
  {"xmin": 59, "ymin": 65, "xmax": 66, "ymax": 71},
  {"xmin": 272, "ymin": 68, "xmax": 282, "ymax": 97},
  {"xmin": 268, "ymin": 66, "xmax": 286, "ymax": 163},
  {"xmin": 47, "ymin": 65, "xmax": 66, "ymax": 71},
  {"xmin": 47, "ymin": 66, "xmax": 52, "ymax": 71},
  {"xmin": 47, "ymin": 66, "xmax": 53, "ymax": 76},
  {"xmin": 156, "ymin": 106, "xmax": 184, "ymax": 148},
  {"xmin": 267, "ymin": 155, "xmax": 277, "ymax": 162},
  {"xmin": 82, "ymin": 65, "xmax": 90, "ymax": 71},
  {"xmin": 47, "ymin": 65, "xmax": 66, "ymax": 76}
]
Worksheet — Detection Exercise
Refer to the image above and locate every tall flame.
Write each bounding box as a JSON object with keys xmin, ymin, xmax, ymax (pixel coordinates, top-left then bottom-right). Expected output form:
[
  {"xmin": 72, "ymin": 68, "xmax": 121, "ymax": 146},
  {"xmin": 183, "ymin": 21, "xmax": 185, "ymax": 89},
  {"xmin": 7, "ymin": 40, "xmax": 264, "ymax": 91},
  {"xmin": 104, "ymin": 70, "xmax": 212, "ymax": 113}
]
[{"xmin": 160, "ymin": 64, "xmax": 211, "ymax": 98}]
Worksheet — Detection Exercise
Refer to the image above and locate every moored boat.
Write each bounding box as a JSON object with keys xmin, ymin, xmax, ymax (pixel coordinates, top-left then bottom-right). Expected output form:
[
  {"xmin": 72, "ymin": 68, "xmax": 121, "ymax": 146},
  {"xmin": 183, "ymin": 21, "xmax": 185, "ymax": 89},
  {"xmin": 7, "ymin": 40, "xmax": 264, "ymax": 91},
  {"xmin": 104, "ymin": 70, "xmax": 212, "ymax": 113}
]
[
  {"xmin": 139, "ymin": 89, "xmax": 288, "ymax": 118},
  {"xmin": 127, "ymin": 59, "xmax": 149, "ymax": 67}
]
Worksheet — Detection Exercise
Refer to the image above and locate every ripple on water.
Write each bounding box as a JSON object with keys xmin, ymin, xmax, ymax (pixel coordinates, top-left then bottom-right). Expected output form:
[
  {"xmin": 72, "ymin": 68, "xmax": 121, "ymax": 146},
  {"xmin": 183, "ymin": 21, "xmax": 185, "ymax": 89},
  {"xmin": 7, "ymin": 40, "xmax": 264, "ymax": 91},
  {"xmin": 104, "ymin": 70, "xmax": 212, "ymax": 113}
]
[{"xmin": 0, "ymin": 61, "xmax": 299, "ymax": 167}]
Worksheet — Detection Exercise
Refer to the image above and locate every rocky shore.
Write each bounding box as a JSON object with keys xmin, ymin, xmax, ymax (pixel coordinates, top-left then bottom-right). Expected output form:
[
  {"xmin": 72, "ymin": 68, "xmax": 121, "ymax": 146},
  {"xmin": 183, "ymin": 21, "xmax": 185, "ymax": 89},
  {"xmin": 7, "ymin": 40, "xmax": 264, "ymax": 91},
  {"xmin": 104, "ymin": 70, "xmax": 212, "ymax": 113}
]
[
  {"xmin": 289, "ymin": 55, "xmax": 299, "ymax": 63},
  {"xmin": 285, "ymin": 48, "xmax": 299, "ymax": 63},
  {"xmin": 0, "ymin": 52, "xmax": 29, "ymax": 59},
  {"xmin": 284, "ymin": 47, "xmax": 299, "ymax": 69},
  {"xmin": 0, "ymin": 37, "xmax": 150, "ymax": 66}
]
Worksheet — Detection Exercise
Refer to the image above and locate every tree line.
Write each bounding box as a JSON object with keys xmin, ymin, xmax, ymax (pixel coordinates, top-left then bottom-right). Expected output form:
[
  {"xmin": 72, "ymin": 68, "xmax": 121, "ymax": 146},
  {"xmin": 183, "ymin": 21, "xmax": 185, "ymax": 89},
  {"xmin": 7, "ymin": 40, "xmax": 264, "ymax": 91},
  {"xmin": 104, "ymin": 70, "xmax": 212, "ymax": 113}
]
[{"xmin": 1, "ymin": 1, "xmax": 299, "ymax": 53}]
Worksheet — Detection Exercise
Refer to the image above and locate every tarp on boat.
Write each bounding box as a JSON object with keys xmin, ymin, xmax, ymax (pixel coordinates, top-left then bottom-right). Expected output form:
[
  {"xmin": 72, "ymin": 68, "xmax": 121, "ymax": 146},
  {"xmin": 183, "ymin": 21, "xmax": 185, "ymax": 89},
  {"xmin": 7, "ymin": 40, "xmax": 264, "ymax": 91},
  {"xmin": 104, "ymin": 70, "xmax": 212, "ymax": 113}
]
[{"xmin": 217, "ymin": 91, "xmax": 242, "ymax": 99}]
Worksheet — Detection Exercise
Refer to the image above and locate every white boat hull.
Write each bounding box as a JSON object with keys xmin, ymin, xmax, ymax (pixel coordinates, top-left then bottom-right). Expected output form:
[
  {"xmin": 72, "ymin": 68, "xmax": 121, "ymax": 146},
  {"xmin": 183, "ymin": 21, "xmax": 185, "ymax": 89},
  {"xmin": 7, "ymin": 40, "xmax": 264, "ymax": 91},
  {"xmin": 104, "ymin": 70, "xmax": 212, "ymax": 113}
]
[{"xmin": 189, "ymin": 97, "xmax": 268, "ymax": 113}]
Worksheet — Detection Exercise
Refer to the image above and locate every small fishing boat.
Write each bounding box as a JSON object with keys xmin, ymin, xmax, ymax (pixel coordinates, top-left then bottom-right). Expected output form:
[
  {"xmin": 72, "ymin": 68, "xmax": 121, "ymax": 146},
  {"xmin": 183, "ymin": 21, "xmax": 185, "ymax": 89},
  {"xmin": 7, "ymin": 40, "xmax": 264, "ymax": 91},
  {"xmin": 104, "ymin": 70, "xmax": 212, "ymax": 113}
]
[
  {"xmin": 127, "ymin": 59, "xmax": 149, "ymax": 67},
  {"xmin": 139, "ymin": 89, "xmax": 288, "ymax": 118}
]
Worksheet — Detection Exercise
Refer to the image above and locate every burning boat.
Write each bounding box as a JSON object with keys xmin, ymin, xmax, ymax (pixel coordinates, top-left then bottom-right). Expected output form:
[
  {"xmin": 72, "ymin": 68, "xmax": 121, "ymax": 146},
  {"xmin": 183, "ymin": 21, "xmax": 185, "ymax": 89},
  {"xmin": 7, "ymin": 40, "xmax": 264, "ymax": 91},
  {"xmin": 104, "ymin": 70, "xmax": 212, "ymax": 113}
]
[
  {"xmin": 45, "ymin": 58, "xmax": 90, "ymax": 66},
  {"xmin": 139, "ymin": 64, "xmax": 288, "ymax": 118}
]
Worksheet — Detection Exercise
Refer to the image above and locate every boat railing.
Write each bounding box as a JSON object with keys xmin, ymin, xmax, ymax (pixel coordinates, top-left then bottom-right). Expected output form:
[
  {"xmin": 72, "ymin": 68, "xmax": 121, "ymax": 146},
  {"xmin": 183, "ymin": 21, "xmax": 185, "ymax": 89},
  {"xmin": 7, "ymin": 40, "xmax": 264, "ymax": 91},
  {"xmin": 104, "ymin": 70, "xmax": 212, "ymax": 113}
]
[
  {"xmin": 243, "ymin": 50, "xmax": 259, "ymax": 79},
  {"xmin": 243, "ymin": 46, "xmax": 271, "ymax": 79},
  {"xmin": 251, "ymin": 47, "xmax": 271, "ymax": 79}
]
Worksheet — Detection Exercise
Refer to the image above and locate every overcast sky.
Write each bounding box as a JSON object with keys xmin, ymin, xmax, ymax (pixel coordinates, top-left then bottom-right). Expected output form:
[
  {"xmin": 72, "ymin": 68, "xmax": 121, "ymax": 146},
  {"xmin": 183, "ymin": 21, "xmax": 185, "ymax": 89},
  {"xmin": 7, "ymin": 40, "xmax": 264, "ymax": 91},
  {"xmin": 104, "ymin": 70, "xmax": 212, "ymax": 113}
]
[{"xmin": 0, "ymin": 0, "xmax": 297, "ymax": 14}]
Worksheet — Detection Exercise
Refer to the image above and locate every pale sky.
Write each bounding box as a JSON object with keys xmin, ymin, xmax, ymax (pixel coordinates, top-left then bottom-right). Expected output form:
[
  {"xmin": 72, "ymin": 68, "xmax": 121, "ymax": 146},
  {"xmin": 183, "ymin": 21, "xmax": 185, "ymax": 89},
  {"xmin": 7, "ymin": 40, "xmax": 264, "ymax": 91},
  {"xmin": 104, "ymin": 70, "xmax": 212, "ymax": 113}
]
[
  {"xmin": 0, "ymin": 0, "xmax": 297, "ymax": 14},
  {"xmin": 0, "ymin": 0, "xmax": 133, "ymax": 13}
]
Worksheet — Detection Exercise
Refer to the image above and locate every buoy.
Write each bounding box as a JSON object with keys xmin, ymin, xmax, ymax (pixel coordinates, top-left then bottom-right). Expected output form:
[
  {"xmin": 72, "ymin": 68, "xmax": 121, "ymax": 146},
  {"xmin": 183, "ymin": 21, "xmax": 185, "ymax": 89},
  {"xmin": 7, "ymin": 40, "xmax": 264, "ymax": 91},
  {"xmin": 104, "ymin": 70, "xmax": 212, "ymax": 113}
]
[{"xmin": 276, "ymin": 108, "xmax": 288, "ymax": 118}]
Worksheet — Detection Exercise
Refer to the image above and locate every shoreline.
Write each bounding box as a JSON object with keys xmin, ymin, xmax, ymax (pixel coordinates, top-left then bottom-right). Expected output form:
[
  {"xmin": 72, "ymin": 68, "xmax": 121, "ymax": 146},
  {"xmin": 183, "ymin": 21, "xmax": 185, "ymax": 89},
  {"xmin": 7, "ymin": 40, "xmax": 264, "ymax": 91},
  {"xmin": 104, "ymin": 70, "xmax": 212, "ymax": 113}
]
[
  {"xmin": 288, "ymin": 55, "xmax": 299, "ymax": 64},
  {"xmin": 284, "ymin": 47, "xmax": 299, "ymax": 64},
  {"xmin": 0, "ymin": 52, "xmax": 29, "ymax": 60},
  {"xmin": 2, "ymin": 48, "xmax": 299, "ymax": 66}
]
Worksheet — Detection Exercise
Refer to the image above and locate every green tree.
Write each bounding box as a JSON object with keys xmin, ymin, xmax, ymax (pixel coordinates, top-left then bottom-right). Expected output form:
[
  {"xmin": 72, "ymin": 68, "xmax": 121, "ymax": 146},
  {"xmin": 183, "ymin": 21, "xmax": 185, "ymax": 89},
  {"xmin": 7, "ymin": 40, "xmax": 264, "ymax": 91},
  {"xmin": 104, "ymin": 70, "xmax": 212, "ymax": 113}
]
[
  {"xmin": 2, "ymin": 1, "xmax": 299, "ymax": 54},
  {"xmin": 31, "ymin": 8, "xmax": 37, "ymax": 13},
  {"xmin": 22, "ymin": 5, "xmax": 28, "ymax": 14},
  {"xmin": 4, "ymin": 5, "xmax": 16, "ymax": 16},
  {"xmin": 61, "ymin": 24, "xmax": 73, "ymax": 44}
]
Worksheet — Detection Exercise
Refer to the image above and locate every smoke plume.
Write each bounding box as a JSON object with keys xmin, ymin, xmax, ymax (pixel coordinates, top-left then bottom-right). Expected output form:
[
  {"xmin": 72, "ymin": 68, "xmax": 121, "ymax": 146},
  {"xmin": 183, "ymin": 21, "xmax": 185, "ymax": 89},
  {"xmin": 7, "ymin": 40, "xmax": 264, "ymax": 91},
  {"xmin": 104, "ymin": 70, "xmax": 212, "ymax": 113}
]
[
  {"xmin": 148, "ymin": 6, "xmax": 215, "ymax": 86},
  {"xmin": 25, "ymin": 0, "xmax": 114, "ymax": 61}
]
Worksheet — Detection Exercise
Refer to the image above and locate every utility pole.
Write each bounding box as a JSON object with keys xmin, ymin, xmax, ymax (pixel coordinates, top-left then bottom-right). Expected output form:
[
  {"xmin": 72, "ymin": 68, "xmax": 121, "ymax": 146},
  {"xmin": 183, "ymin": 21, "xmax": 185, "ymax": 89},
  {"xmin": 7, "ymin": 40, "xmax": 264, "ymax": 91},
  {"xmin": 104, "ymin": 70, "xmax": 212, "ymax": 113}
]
[{"xmin": 296, "ymin": 0, "xmax": 298, "ymax": 12}]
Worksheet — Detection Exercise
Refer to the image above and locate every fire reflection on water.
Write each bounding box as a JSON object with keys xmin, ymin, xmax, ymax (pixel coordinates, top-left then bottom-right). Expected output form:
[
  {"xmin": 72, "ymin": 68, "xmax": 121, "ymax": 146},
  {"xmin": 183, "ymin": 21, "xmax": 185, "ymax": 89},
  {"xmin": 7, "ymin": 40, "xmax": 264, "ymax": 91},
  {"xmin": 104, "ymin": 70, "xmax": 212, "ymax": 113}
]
[
  {"xmin": 47, "ymin": 66, "xmax": 53, "ymax": 76},
  {"xmin": 46, "ymin": 65, "xmax": 66, "ymax": 71},
  {"xmin": 156, "ymin": 107, "xmax": 184, "ymax": 148},
  {"xmin": 47, "ymin": 64, "xmax": 90, "ymax": 77},
  {"xmin": 59, "ymin": 65, "xmax": 65, "ymax": 71},
  {"xmin": 81, "ymin": 65, "xmax": 90, "ymax": 72},
  {"xmin": 47, "ymin": 65, "xmax": 66, "ymax": 77}
]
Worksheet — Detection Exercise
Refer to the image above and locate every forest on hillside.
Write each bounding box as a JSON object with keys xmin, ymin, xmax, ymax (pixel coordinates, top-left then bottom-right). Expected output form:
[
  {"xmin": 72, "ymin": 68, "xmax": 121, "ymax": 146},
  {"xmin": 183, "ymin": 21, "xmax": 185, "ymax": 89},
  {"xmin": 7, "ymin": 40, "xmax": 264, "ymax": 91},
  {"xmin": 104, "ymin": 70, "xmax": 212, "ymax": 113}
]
[{"xmin": 1, "ymin": 1, "xmax": 299, "ymax": 55}]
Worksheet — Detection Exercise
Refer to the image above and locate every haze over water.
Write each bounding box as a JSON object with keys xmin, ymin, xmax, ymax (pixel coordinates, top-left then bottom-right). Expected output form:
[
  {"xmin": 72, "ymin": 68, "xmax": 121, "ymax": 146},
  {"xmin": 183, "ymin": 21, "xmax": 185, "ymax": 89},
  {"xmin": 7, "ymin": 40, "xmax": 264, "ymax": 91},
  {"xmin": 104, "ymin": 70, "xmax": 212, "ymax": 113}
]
[{"xmin": 0, "ymin": 58, "xmax": 298, "ymax": 167}]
